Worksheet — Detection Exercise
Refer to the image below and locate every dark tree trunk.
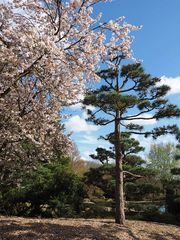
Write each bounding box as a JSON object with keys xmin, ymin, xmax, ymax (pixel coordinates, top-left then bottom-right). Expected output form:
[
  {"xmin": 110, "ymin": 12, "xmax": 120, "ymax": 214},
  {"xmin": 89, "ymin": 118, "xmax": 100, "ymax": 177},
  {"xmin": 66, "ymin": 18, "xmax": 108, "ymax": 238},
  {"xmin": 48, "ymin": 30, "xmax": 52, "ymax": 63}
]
[{"xmin": 114, "ymin": 110, "xmax": 125, "ymax": 225}]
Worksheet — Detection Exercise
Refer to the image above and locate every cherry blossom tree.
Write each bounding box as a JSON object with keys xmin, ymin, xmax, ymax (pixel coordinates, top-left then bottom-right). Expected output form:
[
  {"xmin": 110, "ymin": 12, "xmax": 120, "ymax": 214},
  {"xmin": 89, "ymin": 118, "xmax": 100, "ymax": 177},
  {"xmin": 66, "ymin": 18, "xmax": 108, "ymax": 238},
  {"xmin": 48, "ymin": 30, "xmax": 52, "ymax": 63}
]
[{"xmin": 0, "ymin": 0, "xmax": 140, "ymax": 183}]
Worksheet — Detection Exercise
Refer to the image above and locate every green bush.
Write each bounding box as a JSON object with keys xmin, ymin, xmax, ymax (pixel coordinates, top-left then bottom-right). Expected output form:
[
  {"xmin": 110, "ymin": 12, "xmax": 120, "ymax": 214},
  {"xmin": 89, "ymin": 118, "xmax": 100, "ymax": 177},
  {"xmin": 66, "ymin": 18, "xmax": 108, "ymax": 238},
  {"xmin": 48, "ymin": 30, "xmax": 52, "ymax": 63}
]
[
  {"xmin": 83, "ymin": 198, "xmax": 113, "ymax": 218},
  {"xmin": 0, "ymin": 159, "xmax": 85, "ymax": 217}
]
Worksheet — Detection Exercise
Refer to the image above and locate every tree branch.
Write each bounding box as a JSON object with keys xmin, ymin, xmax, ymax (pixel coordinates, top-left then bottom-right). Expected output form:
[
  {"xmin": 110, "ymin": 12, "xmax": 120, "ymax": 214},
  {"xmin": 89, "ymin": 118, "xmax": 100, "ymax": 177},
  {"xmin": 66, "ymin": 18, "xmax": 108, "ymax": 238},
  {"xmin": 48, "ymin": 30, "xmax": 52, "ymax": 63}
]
[
  {"xmin": 0, "ymin": 54, "xmax": 44, "ymax": 98},
  {"xmin": 121, "ymin": 108, "xmax": 156, "ymax": 120},
  {"xmin": 123, "ymin": 170, "xmax": 142, "ymax": 178},
  {"xmin": 104, "ymin": 78, "xmax": 116, "ymax": 90},
  {"xmin": 121, "ymin": 81, "xmax": 138, "ymax": 93},
  {"xmin": 98, "ymin": 119, "xmax": 115, "ymax": 126}
]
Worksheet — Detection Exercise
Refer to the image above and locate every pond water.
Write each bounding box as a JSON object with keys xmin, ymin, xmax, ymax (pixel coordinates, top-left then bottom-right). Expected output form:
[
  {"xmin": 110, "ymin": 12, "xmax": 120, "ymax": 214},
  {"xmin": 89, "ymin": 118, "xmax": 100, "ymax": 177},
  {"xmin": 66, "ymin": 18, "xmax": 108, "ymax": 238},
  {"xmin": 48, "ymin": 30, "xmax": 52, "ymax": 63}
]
[{"xmin": 159, "ymin": 205, "xmax": 166, "ymax": 214}]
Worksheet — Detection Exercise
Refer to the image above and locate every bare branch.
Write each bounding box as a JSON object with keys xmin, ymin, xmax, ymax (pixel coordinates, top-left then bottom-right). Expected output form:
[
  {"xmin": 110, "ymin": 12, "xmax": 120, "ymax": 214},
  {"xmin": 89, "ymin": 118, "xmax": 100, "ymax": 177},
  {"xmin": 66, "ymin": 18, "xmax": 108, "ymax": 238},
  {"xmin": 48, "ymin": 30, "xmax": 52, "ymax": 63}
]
[{"xmin": 123, "ymin": 170, "xmax": 142, "ymax": 178}]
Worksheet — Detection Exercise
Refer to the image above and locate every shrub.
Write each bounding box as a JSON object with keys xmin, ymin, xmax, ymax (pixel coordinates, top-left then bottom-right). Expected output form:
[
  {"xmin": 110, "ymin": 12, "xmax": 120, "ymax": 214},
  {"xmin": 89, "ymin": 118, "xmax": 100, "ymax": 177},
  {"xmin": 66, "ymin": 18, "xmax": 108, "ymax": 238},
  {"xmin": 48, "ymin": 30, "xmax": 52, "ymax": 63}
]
[{"xmin": 0, "ymin": 159, "xmax": 85, "ymax": 217}]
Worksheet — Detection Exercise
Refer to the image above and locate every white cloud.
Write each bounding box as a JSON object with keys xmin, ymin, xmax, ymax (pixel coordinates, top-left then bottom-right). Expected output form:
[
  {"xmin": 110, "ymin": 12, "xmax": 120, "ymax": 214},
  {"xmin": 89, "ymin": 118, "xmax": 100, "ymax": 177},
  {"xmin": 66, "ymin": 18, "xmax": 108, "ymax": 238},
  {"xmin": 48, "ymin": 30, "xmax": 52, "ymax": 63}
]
[
  {"xmin": 77, "ymin": 135, "xmax": 110, "ymax": 146},
  {"xmin": 159, "ymin": 76, "xmax": 180, "ymax": 95},
  {"xmin": 69, "ymin": 103, "xmax": 83, "ymax": 110},
  {"xmin": 126, "ymin": 113, "xmax": 156, "ymax": 126},
  {"xmin": 81, "ymin": 106, "xmax": 96, "ymax": 119},
  {"xmin": 65, "ymin": 115, "xmax": 99, "ymax": 133},
  {"xmin": 77, "ymin": 135, "xmax": 98, "ymax": 145},
  {"xmin": 86, "ymin": 105, "xmax": 96, "ymax": 111},
  {"xmin": 81, "ymin": 150, "xmax": 96, "ymax": 161},
  {"xmin": 82, "ymin": 111, "xmax": 89, "ymax": 119},
  {"xmin": 131, "ymin": 134, "xmax": 152, "ymax": 155},
  {"xmin": 68, "ymin": 102, "xmax": 96, "ymax": 112}
]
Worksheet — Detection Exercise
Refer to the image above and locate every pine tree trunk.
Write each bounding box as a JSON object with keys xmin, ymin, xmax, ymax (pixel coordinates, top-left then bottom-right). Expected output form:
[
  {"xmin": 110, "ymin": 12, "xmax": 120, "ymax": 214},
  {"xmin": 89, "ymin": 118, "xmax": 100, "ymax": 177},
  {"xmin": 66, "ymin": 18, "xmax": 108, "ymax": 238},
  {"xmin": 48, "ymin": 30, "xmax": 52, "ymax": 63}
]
[{"xmin": 114, "ymin": 110, "xmax": 125, "ymax": 225}]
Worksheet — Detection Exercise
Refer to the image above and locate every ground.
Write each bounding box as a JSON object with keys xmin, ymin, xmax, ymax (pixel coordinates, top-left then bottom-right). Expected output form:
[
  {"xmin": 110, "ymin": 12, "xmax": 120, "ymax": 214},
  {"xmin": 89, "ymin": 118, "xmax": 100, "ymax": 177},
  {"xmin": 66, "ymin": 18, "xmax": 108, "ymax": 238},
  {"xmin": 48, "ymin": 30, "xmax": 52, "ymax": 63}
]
[{"xmin": 0, "ymin": 216, "xmax": 180, "ymax": 240}]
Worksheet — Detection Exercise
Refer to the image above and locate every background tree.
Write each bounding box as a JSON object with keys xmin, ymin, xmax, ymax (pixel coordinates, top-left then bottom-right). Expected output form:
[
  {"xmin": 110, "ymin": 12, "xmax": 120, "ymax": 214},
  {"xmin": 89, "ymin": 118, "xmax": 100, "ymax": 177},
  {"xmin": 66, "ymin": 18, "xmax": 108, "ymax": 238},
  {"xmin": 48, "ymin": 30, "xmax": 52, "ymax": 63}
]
[
  {"xmin": 147, "ymin": 143, "xmax": 178, "ymax": 182},
  {"xmin": 83, "ymin": 62, "xmax": 180, "ymax": 224}
]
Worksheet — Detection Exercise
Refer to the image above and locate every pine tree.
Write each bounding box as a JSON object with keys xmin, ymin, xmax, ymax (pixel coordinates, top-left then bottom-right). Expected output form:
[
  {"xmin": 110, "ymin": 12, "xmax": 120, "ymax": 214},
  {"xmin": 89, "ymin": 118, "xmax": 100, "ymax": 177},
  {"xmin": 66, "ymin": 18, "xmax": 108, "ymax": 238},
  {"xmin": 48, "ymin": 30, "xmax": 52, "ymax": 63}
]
[{"xmin": 83, "ymin": 61, "xmax": 180, "ymax": 224}]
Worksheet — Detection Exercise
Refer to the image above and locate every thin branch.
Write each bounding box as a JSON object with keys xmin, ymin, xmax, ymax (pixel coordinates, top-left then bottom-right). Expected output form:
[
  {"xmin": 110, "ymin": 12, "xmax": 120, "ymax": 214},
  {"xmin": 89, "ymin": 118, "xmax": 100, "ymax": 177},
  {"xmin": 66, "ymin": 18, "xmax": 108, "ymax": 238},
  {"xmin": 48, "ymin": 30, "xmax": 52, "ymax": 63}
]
[
  {"xmin": 64, "ymin": 35, "xmax": 85, "ymax": 50},
  {"xmin": 103, "ymin": 110, "xmax": 116, "ymax": 117},
  {"xmin": 123, "ymin": 170, "xmax": 142, "ymax": 178},
  {"xmin": 91, "ymin": 108, "xmax": 102, "ymax": 117},
  {"xmin": 99, "ymin": 119, "xmax": 115, "ymax": 126},
  {"xmin": 121, "ymin": 81, "xmax": 138, "ymax": 93},
  {"xmin": 121, "ymin": 108, "xmax": 156, "ymax": 120},
  {"xmin": 125, "ymin": 131, "xmax": 151, "ymax": 135},
  {"xmin": 56, "ymin": 0, "xmax": 86, "ymax": 42},
  {"xmin": 0, "ymin": 54, "xmax": 44, "ymax": 98},
  {"xmin": 104, "ymin": 78, "xmax": 116, "ymax": 90},
  {"xmin": 124, "ymin": 117, "xmax": 155, "ymax": 121},
  {"xmin": 120, "ymin": 121, "xmax": 127, "ymax": 128},
  {"xmin": 54, "ymin": 0, "xmax": 62, "ymax": 35},
  {"xmin": 120, "ymin": 76, "xmax": 128, "ymax": 89}
]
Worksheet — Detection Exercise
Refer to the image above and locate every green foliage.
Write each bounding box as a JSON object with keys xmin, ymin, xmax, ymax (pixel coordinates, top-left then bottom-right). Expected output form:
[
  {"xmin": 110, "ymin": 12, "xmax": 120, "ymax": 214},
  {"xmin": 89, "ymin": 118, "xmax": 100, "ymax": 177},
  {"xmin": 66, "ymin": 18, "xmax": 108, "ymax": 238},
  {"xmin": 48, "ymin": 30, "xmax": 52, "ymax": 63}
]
[
  {"xmin": 124, "ymin": 155, "xmax": 146, "ymax": 166},
  {"xmin": 90, "ymin": 147, "xmax": 114, "ymax": 164},
  {"xmin": 84, "ymin": 164, "xmax": 115, "ymax": 199},
  {"xmin": 0, "ymin": 157, "xmax": 84, "ymax": 217},
  {"xmin": 147, "ymin": 143, "xmax": 178, "ymax": 182},
  {"xmin": 125, "ymin": 182, "xmax": 160, "ymax": 200},
  {"xmin": 83, "ymin": 198, "xmax": 113, "ymax": 218},
  {"xmin": 100, "ymin": 132, "xmax": 145, "ymax": 157},
  {"xmin": 166, "ymin": 188, "xmax": 180, "ymax": 216},
  {"xmin": 126, "ymin": 201, "xmax": 160, "ymax": 215},
  {"xmin": 171, "ymin": 168, "xmax": 180, "ymax": 175},
  {"xmin": 85, "ymin": 156, "xmax": 157, "ymax": 201}
]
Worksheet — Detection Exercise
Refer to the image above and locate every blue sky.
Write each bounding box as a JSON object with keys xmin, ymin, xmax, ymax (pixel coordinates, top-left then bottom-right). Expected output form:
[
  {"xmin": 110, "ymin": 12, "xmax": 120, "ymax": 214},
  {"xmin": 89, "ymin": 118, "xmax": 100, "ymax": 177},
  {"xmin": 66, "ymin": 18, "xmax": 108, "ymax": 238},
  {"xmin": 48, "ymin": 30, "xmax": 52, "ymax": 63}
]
[{"xmin": 64, "ymin": 0, "xmax": 180, "ymax": 160}]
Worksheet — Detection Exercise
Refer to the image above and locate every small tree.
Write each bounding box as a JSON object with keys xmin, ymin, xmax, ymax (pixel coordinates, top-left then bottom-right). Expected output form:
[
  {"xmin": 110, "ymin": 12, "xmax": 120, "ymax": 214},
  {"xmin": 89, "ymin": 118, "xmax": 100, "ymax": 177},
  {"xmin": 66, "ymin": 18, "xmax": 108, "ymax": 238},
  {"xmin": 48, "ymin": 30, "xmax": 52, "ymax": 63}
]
[
  {"xmin": 148, "ymin": 143, "xmax": 178, "ymax": 182},
  {"xmin": 90, "ymin": 147, "xmax": 114, "ymax": 165},
  {"xmin": 88, "ymin": 133, "xmax": 157, "ymax": 201},
  {"xmin": 83, "ymin": 62, "xmax": 180, "ymax": 224}
]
